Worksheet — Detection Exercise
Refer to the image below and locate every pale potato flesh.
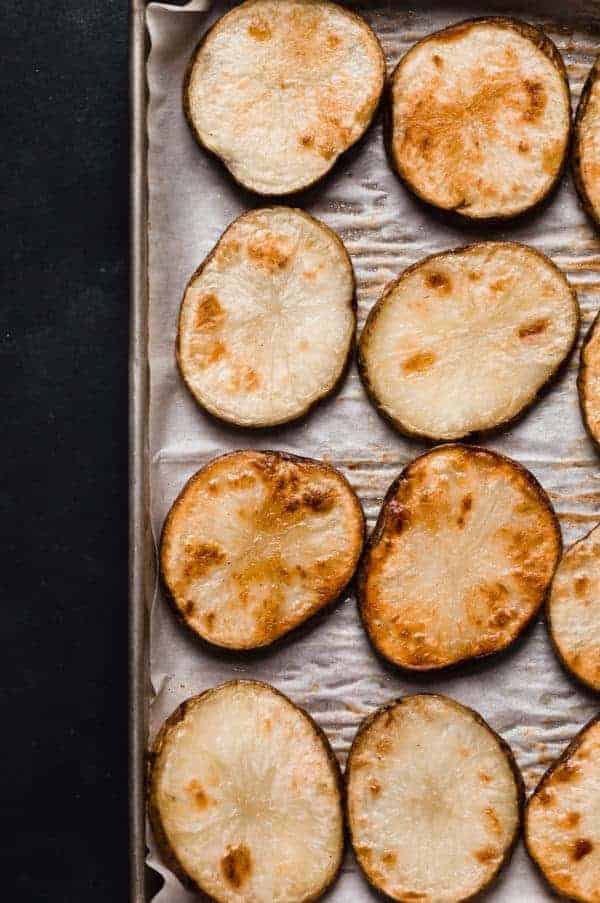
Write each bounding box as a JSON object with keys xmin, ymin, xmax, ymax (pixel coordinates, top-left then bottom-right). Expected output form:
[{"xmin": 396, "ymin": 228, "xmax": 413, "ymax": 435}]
[
  {"xmin": 151, "ymin": 682, "xmax": 343, "ymax": 903},
  {"xmin": 359, "ymin": 243, "xmax": 578, "ymax": 441},
  {"xmin": 526, "ymin": 718, "xmax": 600, "ymax": 903},
  {"xmin": 576, "ymin": 60, "xmax": 600, "ymax": 222},
  {"xmin": 579, "ymin": 314, "xmax": 600, "ymax": 445},
  {"xmin": 549, "ymin": 524, "xmax": 600, "ymax": 691},
  {"xmin": 178, "ymin": 208, "xmax": 355, "ymax": 428},
  {"xmin": 185, "ymin": 0, "xmax": 385, "ymax": 195},
  {"xmin": 161, "ymin": 451, "xmax": 364, "ymax": 650},
  {"xmin": 361, "ymin": 445, "xmax": 561, "ymax": 670},
  {"xmin": 389, "ymin": 20, "xmax": 570, "ymax": 219},
  {"xmin": 347, "ymin": 695, "xmax": 521, "ymax": 903}
]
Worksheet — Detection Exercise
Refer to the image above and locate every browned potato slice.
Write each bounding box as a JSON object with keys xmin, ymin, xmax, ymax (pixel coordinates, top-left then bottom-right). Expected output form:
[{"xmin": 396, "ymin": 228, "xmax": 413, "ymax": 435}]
[
  {"xmin": 574, "ymin": 55, "xmax": 600, "ymax": 227},
  {"xmin": 579, "ymin": 312, "xmax": 600, "ymax": 449},
  {"xmin": 359, "ymin": 444, "xmax": 561, "ymax": 671},
  {"xmin": 149, "ymin": 680, "xmax": 344, "ymax": 902},
  {"xmin": 346, "ymin": 694, "xmax": 523, "ymax": 903},
  {"xmin": 526, "ymin": 715, "xmax": 600, "ymax": 902},
  {"xmin": 387, "ymin": 17, "xmax": 571, "ymax": 220},
  {"xmin": 184, "ymin": 0, "xmax": 385, "ymax": 196},
  {"xmin": 177, "ymin": 207, "xmax": 355, "ymax": 429},
  {"xmin": 358, "ymin": 242, "xmax": 579, "ymax": 441},
  {"xmin": 161, "ymin": 450, "xmax": 364, "ymax": 651},
  {"xmin": 548, "ymin": 523, "xmax": 600, "ymax": 692}
]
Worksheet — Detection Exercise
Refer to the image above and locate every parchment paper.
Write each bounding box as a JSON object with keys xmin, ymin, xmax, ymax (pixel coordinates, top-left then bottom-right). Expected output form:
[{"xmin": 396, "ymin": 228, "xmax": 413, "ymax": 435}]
[{"xmin": 145, "ymin": 2, "xmax": 600, "ymax": 898}]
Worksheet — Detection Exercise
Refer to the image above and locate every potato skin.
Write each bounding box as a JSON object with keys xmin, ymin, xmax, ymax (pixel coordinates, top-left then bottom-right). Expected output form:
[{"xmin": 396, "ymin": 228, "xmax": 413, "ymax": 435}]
[
  {"xmin": 160, "ymin": 449, "xmax": 365, "ymax": 653},
  {"xmin": 182, "ymin": 1, "xmax": 386, "ymax": 198},
  {"xmin": 357, "ymin": 242, "xmax": 579, "ymax": 443},
  {"xmin": 573, "ymin": 55, "xmax": 600, "ymax": 229},
  {"xmin": 345, "ymin": 694, "xmax": 525, "ymax": 903},
  {"xmin": 176, "ymin": 207, "xmax": 357, "ymax": 430},
  {"xmin": 524, "ymin": 713, "xmax": 600, "ymax": 902},
  {"xmin": 148, "ymin": 680, "xmax": 346, "ymax": 903},
  {"xmin": 357, "ymin": 444, "xmax": 562, "ymax": 673},
  {"xmin": 385, "ymin": 16, "xmax": 571, "ymax": 224},
  {"xmin": 577, "ymin": 311, "xmax": 600, "ymax": 454}
]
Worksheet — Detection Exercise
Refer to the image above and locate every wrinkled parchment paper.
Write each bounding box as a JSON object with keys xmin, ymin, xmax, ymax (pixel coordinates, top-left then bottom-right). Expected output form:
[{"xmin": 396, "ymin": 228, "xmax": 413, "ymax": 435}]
[{"xmin": 145, "ymin": 2, "xmax": 600, "ymax": 898}]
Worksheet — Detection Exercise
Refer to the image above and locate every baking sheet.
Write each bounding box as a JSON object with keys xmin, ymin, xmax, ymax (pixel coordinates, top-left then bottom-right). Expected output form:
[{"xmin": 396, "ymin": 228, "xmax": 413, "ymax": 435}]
[{"xmin": 144, "ymin": 2, "xmax": 600, "ymax": 899}]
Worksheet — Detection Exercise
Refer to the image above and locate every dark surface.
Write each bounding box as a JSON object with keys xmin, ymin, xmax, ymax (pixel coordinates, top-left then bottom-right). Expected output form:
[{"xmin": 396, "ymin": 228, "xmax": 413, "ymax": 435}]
[{"xmin": 1, "ymin": 3, "xmax": 129, "ymax": 900}]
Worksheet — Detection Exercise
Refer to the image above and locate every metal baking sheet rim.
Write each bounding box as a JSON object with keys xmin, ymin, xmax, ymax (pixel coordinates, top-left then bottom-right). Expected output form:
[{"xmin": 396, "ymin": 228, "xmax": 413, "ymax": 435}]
[
  {"xmin": 128, "ymin": 2, "xmax": 600, "ymax": 901},
  {"xmin": 130, "ymin": 1, "xmax": 151, "ymax": 900}
]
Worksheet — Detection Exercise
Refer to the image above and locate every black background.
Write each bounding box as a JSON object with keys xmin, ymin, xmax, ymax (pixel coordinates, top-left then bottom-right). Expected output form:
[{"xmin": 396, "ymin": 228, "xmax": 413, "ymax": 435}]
[{"xmin": 2, "ymin": 3, "xmax": 129, "ymax": 899}]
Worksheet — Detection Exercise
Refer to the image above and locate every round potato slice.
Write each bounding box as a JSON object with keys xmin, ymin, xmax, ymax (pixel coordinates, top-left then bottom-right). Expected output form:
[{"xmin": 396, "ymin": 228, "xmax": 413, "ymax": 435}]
[
  {"xmin": 388, "ymin": 17, "xmax": 571, "ymax": 220},
  {"xmin": 177, "ymin": 208, "xmax": 356, "ymax": 429},
  {"xmin": 579, "ymin": 312, "xmax": 600, "ymax": 449},
  {"xmin": 346, "ymin": 694, "xmax": 523, "ymax": 903},
  {"xmin": 548, "ymin": 523, "xmax": 600, "ymax": 692},
  {"xmin": 358, "ymin": 242, "xmax": 579, "ymax": 441},
  {"xmin": 184, "ymin": 0, "xmax": 385, "ymax": 196},
  {"xmin": 149, "ymin": 680, "xmax": 344, "ymax": 903},
  {"xmin": 574, "ymin": 55, "xmax": 600, "ymax": 227},
  {"xmin": 161, "ymin": 450, "xmax": 364, "ymax": 651},
  {"xmin": 359, "ymin": 444, "xmax": 561, "ymax": 671},
  {"xmin": 526, "ymin": 715, "xmax": 600, "ymax": 902}
]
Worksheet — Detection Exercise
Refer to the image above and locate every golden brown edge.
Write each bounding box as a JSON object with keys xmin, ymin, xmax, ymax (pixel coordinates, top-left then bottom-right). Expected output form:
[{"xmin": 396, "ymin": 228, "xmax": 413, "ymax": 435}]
[
  {"xmin": 524, "ymin": 712, "xmax": 600, "ymax": 903},
  {"xmin": 176, "ymin": 206, "xmax": 358, "ymax": 430},
  {"xmin": 160, "ymin": 449, "xmax": 366, "ymax": 652},
  {"xmin": 546, "ymin": 520, "xmax": 600, "ymax": 693},
  {"xmin": 577, "ymin": 309, "xmax": 600, "ymax": 453},
  {"xmin": 344, "ymin": 693, "xmax": 525, "ymax": 903},
  {"xmin": 148, "ymin": 679, "xmax": 346, "ymax": 903},
  {"xmin": 357, "ymin": 241, "xmax": 580, "ymax": 443},
  {"xmin": 182, "ymin": 0, "xmax": 386, "ymax": 198},
  {"xmin": 573, "ymin": 54, "xmax": 600, "ymax": 229},
  {"xmin": 356, "ymin": 443, "xmax": 563, "ymax": 673},
  {"xmin": 384, "ymin": 16, "xmax": 572, "ymax": 223}
]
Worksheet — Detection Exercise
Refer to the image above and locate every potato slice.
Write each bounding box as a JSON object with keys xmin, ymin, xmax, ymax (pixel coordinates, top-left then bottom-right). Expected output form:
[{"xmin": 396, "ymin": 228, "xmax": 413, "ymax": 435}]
[
  {"xmin": 358, "ymin": 242, "xmax": 579, "ymax": 441},
  {"xmin": 177, "ymin": 207, "xmax": 356, "ymax": 428},
  {"xmin": 526, "ymin": 715, "xmax": 600, "ymax": 902},
  {"xmin": 149, "ymin": 680, "xmax": 344, "ymax": 902},
  {"xmin": 359, "ymin": 444, "xmax": 561, "ymax": 671},
  {"xmin": 387, "ymin": 17, "xmax": 571, "ymax": 220},
  {"xmin": 346, "ymin": 694, "xmax": 523, "ymax": 903},
  {"xmin": 184, "ymin": 0, "xmax": 385, "ymax": 196},
  {"xmin": 574, "ymin": 55, "xmax": 600, "ymax": 227},
  {"xmin": 161, "ymin": 450, "xmax": 364, "ymax": 651},
  {"xmin": 548, "ymin": 523, "xmax": 600, "ymax": 691},
  {"xmin": 579, "ymin": 312, "xmax": 600, "ymax": 449}
]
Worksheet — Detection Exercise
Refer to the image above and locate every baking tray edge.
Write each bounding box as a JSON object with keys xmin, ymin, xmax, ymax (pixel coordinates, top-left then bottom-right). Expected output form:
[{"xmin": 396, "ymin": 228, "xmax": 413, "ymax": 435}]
[{"xmin": 130, "ymin": 0, "xmax": 150, "ymax": 900}]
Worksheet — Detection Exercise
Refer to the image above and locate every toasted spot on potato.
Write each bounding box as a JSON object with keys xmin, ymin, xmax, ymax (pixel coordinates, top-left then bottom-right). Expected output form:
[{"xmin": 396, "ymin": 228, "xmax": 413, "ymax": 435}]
[
  {"xmin": 186, "ymin": 779, "xmax": 210, "ymax": 810},
  {"xmin": 347, "ymin": 694, "xmax": 522, "ymax": 902},
  {"xmin": 161, "ymin": 450, "xmax": 363, "ymax": 650},
  {"xmin": 526, "ymin": 716, "xmax": 600, "ymax": 902},
  {"xmin": 425, "ymin": 270, "xmax": 452, "ymax": 292},
  {"xmin": 548, "ymin": 523, "xmax": 600, "ymax": 691},
  {"xmin": 402, "ymin": 350, "xmax": 436, "ymax": 374},
  {"xmin": 358, "ymin": 242, "xmax": 578, "ymax": 441},
  {"xmin": 177, "ymin": 207, "xmax": 356, "ymax": 428},
  {"xmin": 149, "ymin": 681, "xmax": 344, "ymax": 901},
  {"xmin": 184, "ymin": 0, "xmax": 385, "ymax": 195},
  {"xmin": 518, "ymin": 318, "xmax": 549, "ymax": 338},
  {"xmin": 221, "ymin": 844, "xmax": 252, "ymax": 888},
  {"xmin": 389, "ymin": 18, "xmax": 570, "ymax": 219},
  {"xmin": 195, "ymin": 293, "xmax": 224, "ymax": 330},
  {"xmin": 248, "ymin": 17, "xmax": 271, "ymax": 41},
  {"xmin": 359, "ymin": 444, "xmax": 560, "ymax": 670}
]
